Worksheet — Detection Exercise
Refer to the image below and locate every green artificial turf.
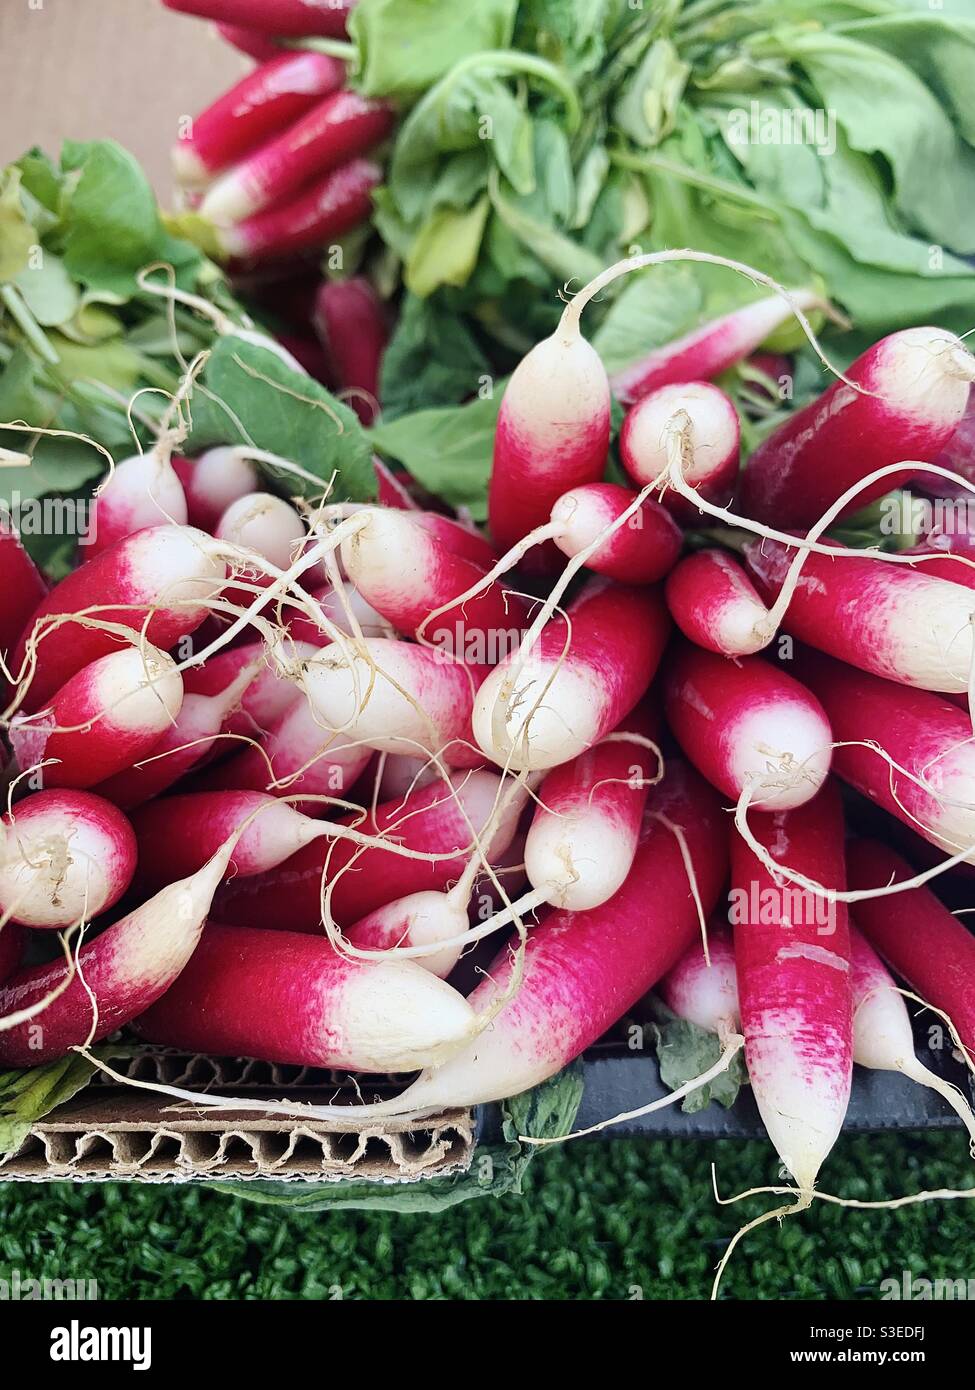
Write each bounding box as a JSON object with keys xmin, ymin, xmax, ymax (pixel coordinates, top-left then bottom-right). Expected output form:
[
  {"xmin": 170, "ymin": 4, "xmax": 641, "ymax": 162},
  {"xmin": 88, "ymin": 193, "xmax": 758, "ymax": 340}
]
[{"xmin": 1, "ymin": 1129, "xmax": 973, "ymax": 1300}]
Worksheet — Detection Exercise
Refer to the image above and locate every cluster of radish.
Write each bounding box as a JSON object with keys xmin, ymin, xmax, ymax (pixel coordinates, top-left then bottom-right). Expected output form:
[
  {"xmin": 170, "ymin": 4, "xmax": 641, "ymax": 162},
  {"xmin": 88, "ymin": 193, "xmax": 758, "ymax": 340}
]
[
  {"xmin": 166, "ymin": 0, "xmax": 389, "ymax": 420},
  {"xmin": 3, "ymin": 242, "xmax": 975, "ymax": 1248}
]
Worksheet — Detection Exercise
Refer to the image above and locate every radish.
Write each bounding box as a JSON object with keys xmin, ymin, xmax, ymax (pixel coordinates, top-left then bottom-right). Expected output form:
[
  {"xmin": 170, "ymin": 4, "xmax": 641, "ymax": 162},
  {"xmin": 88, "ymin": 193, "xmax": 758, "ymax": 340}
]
[
  {"xmin": 301, "ymin": 638, "xmax": 487, "ymax": 768},
  {"xmin": 413, "ymin": 513, "xmax": 498, "ymax": 570},
  {"xmin": 215, "ymin": 492, "xmax": 306, "ymax": 571},
  {"xmin": 93, "ymin": 655, "xmax": 263, "ymax": 808},
  {"xmin": 487, "ymin": 316, "xmax": 611, "ymax": 572},
  {"xmin": 848, "ymin": 839, "xmax": 975, "ymax": 1062},
  {"xmin": 284, "ymin": 582, "xmax": 390, "ymax": 645},
  {"xmin": 665, "ymin": 549, "xmax": 771, "ymax": 658},
  {"xmin": 737, "ymin": 327, "xmax": 975, "ymax": 527},
  {"xmin": 215, "ymin": 158, "xmax": 380, "ymax": 263},
  {"xmin": 847, "ymin": 923, "xmax": 975, "ymax": 1139},
  {"xmin": 194, "ymin": 691, "xmax": 372, "ymax": 806},
  {"xmin": 171, "ymin": 50, "xmax": 346, "ymax": 186},
  {"xmin": 744, "ymin": 537, "xmax": 975, "ymax": 694},
  {"xmin": 524, "ymin": 706, "xmax": 659, "ymax": 910},
  {"xmin": 346, "ymin": 760, "xmax": 727, "ymax": 1112},
  {"xmin": 10, "ymin": 645, "xmax": 184, "ymax": 791},
  {"xmin": 80, "ymin": 450, "xmax": 188, "ymax": 559},
  {"xmin": 202, "ymin": 91, "xmax": 394, "ymax": 225},
  {"xmin": 0, "ymin": 528, "xmax": 46, "ymax": 671},
  {"xmin": 132, "ymin": 922, "xmax": 476, "ymax": 1072},
  {"xmin": 0, "ymin": 926, "xmax": 23, "ymax": 986},
  {"xmin": 547, "ymin": 483, "xmax": 683, "ymax": 584},
  {"xmin": 609, "ymin": 289, "xmax": 823, "ymax": 406},
  {"xmin": 473, "ymin": 578, "xmax": 669, "ymax": 773},
  {"xmin": 341, "ymin": 507, "xmax": 526, "ymax": 657},
  {"xmin": 163, "ymin": 0, "xmax": 355, "ymax": 39},
  {"xmin": 214, "ymin": 769, "xmax": 521, "ymax": 930},
  {"xmin": 620, "ymin": 381, "xmax": 740, "ymax": 524},
  {"xmin": 181, "ymin": 640, "xmax": 305, "ymax": 735},
  {"xmin": 0, "ymin": 791, "xmax": 136, "ymax": 929},
  {"xmin": 341, "ymin": 889, "xmax": 473, "ymax": 980},
  {"xmin": 374, "ymin": 456, "xmax": 418, "ymax": 512},
  {"xmin": 215, "ymin": 22, "xmax": 282, "ymax": 61},
  {"xmin": 795, "ymin": 648, "xmax": 975, "ymax": 863},
  {"xmin": 663, "ymin": 640, "xmax": 832, "ymax": 811},
  {"xmin": 173, "ymin": 448, "xmax": 259, "ymax": 531},
  {"xmin": 731, "ymin": 781, "xmax": 853, "ymax": 1192},
  {"xmin": 660, "ymin": 921, "xmax": 739, "ymax": 1040},
  {"xmin": 0, "ymin": 833, "xmax": 241, "ymax": 1066},
  {"xmin": 12, "ymin": 524, "xmax": 225, "ymax": 713},
  {"xmin": 313, "ymin": 278, "xmax": 387, "ymax": 424}
]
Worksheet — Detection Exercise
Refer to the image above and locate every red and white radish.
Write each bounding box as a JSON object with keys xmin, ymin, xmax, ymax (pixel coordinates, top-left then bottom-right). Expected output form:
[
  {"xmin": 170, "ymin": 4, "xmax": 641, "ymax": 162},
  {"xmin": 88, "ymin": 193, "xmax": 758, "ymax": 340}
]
[
  {"xmin": 0, "ymin": 926, "xmax": 23, "ymax": 986},
  {"xmin": 215, "ymin": 158, "xmax": 380, "ymax": 262},
  {"xmin": 314, "ymin": 277, "xmax": 387, "ymax": 424},
  {"xmin": 524, "ymin": 707, "xmax": 659, "ymax": 910},
  {"xmin": 10, "ymin": 645, "xmax": 184, "ymax": 791},
  {"xmin": 737, "ymin": 327, "xmax": 975, "ymax": 527},
  {"xmin": 0, "ymin": 528, "xmax": 46, "ymax": 671},
  {"xmin": 215, "ymin": 21, "xmax": 282, "ymax": 61},
  {"xmin": 731, "ymin": 781, "xmax": 853, "ymax": 1192},
  {"xmin": 0, "ymin": 832, "xmax": 241, "ymax": 1065},
  {"xmin": 81, "ymin": 449, "xmax": 188, "ymax": 559},
  {"xmin": 665, "ymin": 549, "xmax": 771, "ymax": 658},
  {"xmin": 663, "ymin": 640, "xmax": 832, "ymax": 811},
  {"xmin": 610, "ymin": 290, "xmax": 822, "ymax": 406},
  {"xmin": 214, "ymin": 769, "xmax": 521, "ymax": 930},
  {"xmin": 620, "ymin": 381, "xmax": 740, "ymax": 524},
  {"xmin": 173, "ymin": 447, "xmax": 259, "ymax": 531},
  {"xmin": 473, "ymin": 579, "xmax": 668, "ymax": 772},
  {"xmin": 744, "ymin": 537, "xmax": 975, "ymax": 694},
  {"xmin": 216, "ymin": 491, "xmax": 306, "ymax": 571},
  {"xmin": 547, "ymin": 483, "xmax": 682, "ymax": 584},
  {"xmin": 163, "ymin": 0, "xmax": 355, "ymax": 39},
  {"xmin": 660, "ymin": 921, "xmax": 739, "ymax": 1040},
  {"xmin": 132, "ymin": 922, "xmax": 475, "ymax": 1072},
  {"xmin": 0, "ymin": 791, "xmax": 136, "ymax": 929},
  {"xmin": 181, "ymin": 640, "xmax": 304, "ymax": 736},
  {"xmin": 848, "ymin": 838, "xmax": 975, "ymax": 1061},
  {"xmin": 12, "ymin": 524, "xmax": 225, "ymax": 712},
  {"xmin": 172, "ymin": 50, "xmax": 346, "ymax": 186}
]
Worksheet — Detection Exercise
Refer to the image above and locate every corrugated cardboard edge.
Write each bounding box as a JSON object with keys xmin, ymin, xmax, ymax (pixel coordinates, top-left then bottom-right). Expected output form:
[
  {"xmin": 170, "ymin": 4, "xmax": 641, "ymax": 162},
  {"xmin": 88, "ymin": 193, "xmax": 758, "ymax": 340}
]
[{"xmin": 0, "ymin": 1052, "xmax": 475, "ymax": 1185}]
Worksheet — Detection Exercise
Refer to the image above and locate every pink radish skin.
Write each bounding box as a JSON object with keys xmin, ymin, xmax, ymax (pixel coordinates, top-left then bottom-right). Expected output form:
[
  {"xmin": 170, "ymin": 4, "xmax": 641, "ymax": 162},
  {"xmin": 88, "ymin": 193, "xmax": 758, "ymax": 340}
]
[
  {"xmin": 194, "ymin": 693, "xmax": 372, "ymax": 807},
  {"xmin": 524, "ymin": 706, "xmax": 659, "ymax": 910},
  {"xmin": 302, "ymin": 638, "xmax": 488, "ymax": 768},
  {"xmin": 738, "ymin": 327, "xmax": 975, "ymax": 527},
  {"xmin": 660, "ymin": 922, "xmax": 739, "ymax": 1037},
  {"xmin": 0, "ymin": 791, "xmax": 136, "ymax": 929},
  {"xmin": 0, "ymin": 528, "xmax": 47, "ymax": 666},
  {"xmin": 202, "ymin": 91, "xmax": 394, "ymax": 224},
  {"xmin": 549, "ymin": 483, "xmax": 682, "ymax": 584},
  {"xmin": 10, "ymin": 646, "xmax": 184, "ymax": 791},
  {"xmin": 473, "ymin": 579, "xmax": 669, "ymax": 772},
  {"xmin": 215, "ymin": 23, "xmax": 282, "ymax": 61},
  {"xmin": 133, "ymin": 923, "xmax": 475, "ymax": 1072},
  {"xmin": 314, "ymin": 277, "xmax": 387, "ymax": 424},
  {"xmin": 181, "ymin": 640, "xmax": 307, "ymax": 736},
  {"xmin": 216, "ymin": 158, "xmax": 380, "ymax": 263},
  {"xmin": 163, "ymin": 0, "xmax": 355, "ymax": 39},
  {"xmin": 174, "ymin": 448, "xmax": 259, "ymax": 531},
  {"xmin": 795, "ymin": 648, "xmax": 975, "ymax": 863},
  {"xmin": 378, "ymin": 761, "xmax": 728, "ymax": 1111},
  {"xmin": 172, "ymin": 51, "xmax": 346, "ymax": 185},
  {"xmin": 732, "ymin": 782, "xmax": 853, "ymax": 1191},
  {"xmin": 214, "ymin": 770, "xmax": 520, "ymax": 930},
  {"xmin": 848, "ymin": 839, "xmax": 975, "ymax": 1060},
  {"xmin": 93, "ymin": 658, "xmax": 262, "ymax": 808},
  {"xmin": 82, "ymin": 451, "xmax": 188, "ymax": 559},
  {"xmin": 415, "ymin": 513, "xmax": 498, "ymax": 569},
  {"xmin": 664, "ymin": 641, "xmax": 832, "ymax": 811},
  {"xmin": 619, "ymin": 381, "xmax": 740, "ymax": 525},
  {"xmin": 665, "ymin": 549, "xmax": 771, "ymax": 657},
  {"xmin": 13, "ymin": 524, "xmax": 225, "ymax": 713},
  {"xmin": 487, "ymin": 325, "xmax": 611, "ymax": 572},
  {"xmin": 374, "ymin": 456, "xmax": 418, "ymax": 512},
  {"xmin": 344, "ymin": 890, "xmax": 471, "ymax": 980},
  {"xmin": 0, "ymin": 926, "xmax": 24, "ymax": 986},
  {"xmin": 744, "ymin": 536, "xmax": 975, "ymax": 694},
  {"xmin": 610, "ymin": 290, "xmax": 821, "ymax": 406},
  {"xmin": 340, "ymin": 508, "xmax": 527, "ymax": 656},
  {"xmin": 0, "ymin": 836, "xmax": 240, "ymax": 1066},
  {"xmin": 285, "ymin": 583, "xmax": 389, "ymax": 646}
]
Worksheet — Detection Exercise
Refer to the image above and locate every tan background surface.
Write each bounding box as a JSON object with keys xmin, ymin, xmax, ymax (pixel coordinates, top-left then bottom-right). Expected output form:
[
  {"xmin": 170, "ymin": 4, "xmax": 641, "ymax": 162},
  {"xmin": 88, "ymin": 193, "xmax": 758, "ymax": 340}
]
[{"xmin": 0, "ymin": 0, "xmax": 248, "ymax": 196}]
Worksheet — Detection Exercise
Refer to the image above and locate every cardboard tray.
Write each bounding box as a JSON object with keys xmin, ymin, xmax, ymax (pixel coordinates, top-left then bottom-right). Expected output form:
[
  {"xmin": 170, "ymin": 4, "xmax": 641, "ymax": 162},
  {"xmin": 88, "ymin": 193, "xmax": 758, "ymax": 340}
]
[{"xmin": 1, "ymin": 1036, "xmax": 970, "ymax": 1185}]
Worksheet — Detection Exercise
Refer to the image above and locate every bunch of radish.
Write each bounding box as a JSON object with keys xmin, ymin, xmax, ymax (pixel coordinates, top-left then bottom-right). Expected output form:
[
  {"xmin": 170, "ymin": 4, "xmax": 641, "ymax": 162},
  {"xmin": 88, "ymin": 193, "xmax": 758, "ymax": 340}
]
[{"xmin": 4, "ymin": 239, "xmax": 975, "ymax": 1287}]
